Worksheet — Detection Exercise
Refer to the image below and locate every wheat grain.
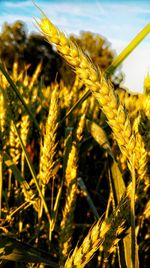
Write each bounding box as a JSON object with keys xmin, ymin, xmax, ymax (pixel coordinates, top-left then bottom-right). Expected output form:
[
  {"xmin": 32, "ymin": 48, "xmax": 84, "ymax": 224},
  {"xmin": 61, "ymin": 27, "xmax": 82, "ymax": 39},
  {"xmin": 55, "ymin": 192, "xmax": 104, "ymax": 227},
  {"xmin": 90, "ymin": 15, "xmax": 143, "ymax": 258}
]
[
  {"xmin": 39, "ymin": 85, "xmax": 59, "ymax": 186},
  {"xmin": 64, "ymin": 220, "xmax": 110, "ymax": 268},
  {"xmin": 133, "ymin": 115, "xmax": 149, "ymax": 183},
  {"xmin": 9, "ymin": 121, "xmax": 20, "ymax": 165},
  {"xmin": 59, "ymin": 103, "xmax": 87, "ymax": 265},
  {"xmin": 36, "ymin": 14, "xmax": 135, "ymax": 162}
]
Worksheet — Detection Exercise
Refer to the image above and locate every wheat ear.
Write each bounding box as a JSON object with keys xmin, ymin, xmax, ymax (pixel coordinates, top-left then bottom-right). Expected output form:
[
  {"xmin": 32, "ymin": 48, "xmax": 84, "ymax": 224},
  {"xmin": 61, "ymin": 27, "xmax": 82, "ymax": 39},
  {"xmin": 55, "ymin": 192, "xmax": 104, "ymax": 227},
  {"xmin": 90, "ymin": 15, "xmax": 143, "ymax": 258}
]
[
  {"xmin": 9, "ymin": 121, "xmax": 20, "ymax": 165},
  {"xmin": 29, "ymin": 62, "xmax": 42, "ymax": 90},
  {"xmin": 20, "ymin": 114, "xmax": 30, "ymax": 177},
  {"xmin": 36, "ymin": 14, "xmax": 135, "ymax": 162},
  {"xmin": 116, "ymin": 88, "xmax": 141, "ymax": 118},
  {"xmin": 64, "ymin": 183, "xmax": 135, "ymax": 268},
  {"xmin": 133, "ymin": 115, "xmax": 149, "ymax": 184},
  {"xmin": 141, "ymin": 94, "xmax": 150, "ymax": 119},
  {"xmin": 39, "ymin": 85, "xmax": 59, "ymax": 186},
  {"xmin": 59, "ymin": 141, "xmax": 78, "ymax": 265},
  {"xmin": 12, "ymin": 61, "xmax": 19, "ymax": 82},
  {"xmin": 64, "ymin": 220, "xmax": 111, "ymax": 268},
  {"xmin": 59, "ymin": 102, "xmax": 87, "ymax": 265}
]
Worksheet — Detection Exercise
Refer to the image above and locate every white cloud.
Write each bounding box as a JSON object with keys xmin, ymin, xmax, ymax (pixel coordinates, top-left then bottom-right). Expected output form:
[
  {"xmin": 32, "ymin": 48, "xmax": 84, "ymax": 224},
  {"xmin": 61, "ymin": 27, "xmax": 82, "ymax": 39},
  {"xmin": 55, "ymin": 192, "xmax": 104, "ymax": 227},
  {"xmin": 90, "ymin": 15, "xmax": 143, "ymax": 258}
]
[
  {"xmin": 0, "ymin": 14, "xmax": 32, "ymax": 23},
  {"xmin": 120, "ymin": 46, "xmax": 150, "ymax": 93},
  {"xmin": 4, "ymin": 1, "xmax": 32, "ymax": 8},
  {"xmin": 109, "ymin": 35, "xmax": 150, "ymax": 93},
  {"xmin": 34, "ymin": 1, "xmax": 150, "ymax": 45},
  {"xmin": 0, "ymin": 0, "xmax": 149, "ymax": 93}
]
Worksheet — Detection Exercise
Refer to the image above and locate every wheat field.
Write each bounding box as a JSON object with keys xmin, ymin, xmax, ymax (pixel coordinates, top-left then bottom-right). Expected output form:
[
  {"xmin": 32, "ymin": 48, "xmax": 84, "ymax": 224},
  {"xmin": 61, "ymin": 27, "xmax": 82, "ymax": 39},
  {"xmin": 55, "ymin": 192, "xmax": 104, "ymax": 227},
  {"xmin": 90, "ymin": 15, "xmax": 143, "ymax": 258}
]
[{"xmin": 0, "ymin": 5, "xmax": 149, "ymax": 268}]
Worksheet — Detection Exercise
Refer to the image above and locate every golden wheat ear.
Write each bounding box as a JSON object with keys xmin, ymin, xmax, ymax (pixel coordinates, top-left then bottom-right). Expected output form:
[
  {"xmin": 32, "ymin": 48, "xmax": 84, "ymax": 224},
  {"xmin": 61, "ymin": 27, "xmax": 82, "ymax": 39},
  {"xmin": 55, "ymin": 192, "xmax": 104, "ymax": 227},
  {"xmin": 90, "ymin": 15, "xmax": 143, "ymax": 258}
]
[{"xmin": 35, "ymin": 10, "xmax": 136, "ymax": 167}]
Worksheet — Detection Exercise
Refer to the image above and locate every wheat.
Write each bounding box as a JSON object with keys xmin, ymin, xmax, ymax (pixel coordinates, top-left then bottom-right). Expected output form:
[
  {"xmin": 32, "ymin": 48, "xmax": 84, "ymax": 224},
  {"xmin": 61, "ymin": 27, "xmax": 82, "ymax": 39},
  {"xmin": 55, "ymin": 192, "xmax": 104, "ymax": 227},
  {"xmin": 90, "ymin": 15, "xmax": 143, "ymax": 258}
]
[
  {"xmin": 35, "ymin": 14, "xmax": 141, "ymax": 267},
  {"xmin": 144, "ymin": 72, "xmax": 150, "ymax": 94},
  {"xmin": 133, "ymin": 115, "xmax": 149, "ymax": 184},
  {"xmin": 64, "ymin": 220, "xmax": 111, "ymax": 268},
  {"xmin": 59, "ymin": 141, "xmax": 78, "ymax": 262},
  {"xmin": 59, "ymin": 102, "xmax": 87, "ymax": 265},
  {"xmin": 86, "ymin": 119, "xmax": 111, "ymax": 153},
  {"xmin": 64, "ymin": 183, "xmax": 136, "ymax": 268},
  {"xmin": 0, "ymin": 6, "xmax": 149, "ymax": 267},
  {"xmin": 59, "ymin": 81, "xmax": 74, "ymax": 109},
  {"xmin": 0, "ymin": 70, "xmax": 8, "ymax": 89},
  {"xmin": 36, "ymin": 14, "xmax": 135, "ymax": 164},
  {"xmin": 141, "ymin": 94, "xmax": 150, "ymax": 119},
  {"xmin": 9, "ymin": 121, "xmax": 20, "ymax": 165},
  {"xmin": 39, "ymin": 85, "xmax": 59, "ymax": 186},
  {"xmin": 20, "ymin": 114, "xmax": 30, "ymax": 177},
  {"xmin": 116, "ymin": 88, "xmax": 141, "ymax": 119},
  {"xmin": 29, "ymin": 62, "xmax": 42, "ymax": 90}
]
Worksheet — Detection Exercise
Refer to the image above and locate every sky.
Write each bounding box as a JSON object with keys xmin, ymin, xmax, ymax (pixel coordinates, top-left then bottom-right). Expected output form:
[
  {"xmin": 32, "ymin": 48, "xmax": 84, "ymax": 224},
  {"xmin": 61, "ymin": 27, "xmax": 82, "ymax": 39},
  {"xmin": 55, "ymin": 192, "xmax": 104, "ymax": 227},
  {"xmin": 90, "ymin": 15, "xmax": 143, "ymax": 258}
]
[{"xmin": 0, "ymin": 0, "xmax": 150, "ymax": 93}]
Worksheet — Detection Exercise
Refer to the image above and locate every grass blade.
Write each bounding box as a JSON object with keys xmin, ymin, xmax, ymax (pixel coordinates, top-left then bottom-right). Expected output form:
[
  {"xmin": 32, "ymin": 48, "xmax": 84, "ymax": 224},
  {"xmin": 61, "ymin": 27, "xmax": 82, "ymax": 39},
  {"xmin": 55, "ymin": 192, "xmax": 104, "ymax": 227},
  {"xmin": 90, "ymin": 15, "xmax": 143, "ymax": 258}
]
[
  {"xmin": 0, "ymin": 235, "xmax": 58, "ymax": 267},
  {"xmin": 106, "ymin": 23, "xmax": 150, "ymax": 76},
  {"xmin": 128, "ymin": 157, "xmax": 139, "ymax": 268},
  {"xmin": 110, "ymin": 160, "xmax": 126, "ymax": 204},
  {"xmin": 3, "ymin": 152, "xmax": 40, "ymax": 212},
  {"xmin": 77, "ymin": 177, "xmax": 99, "ymax": 220},
  {"xmin": 110, "ymin": 160, "xmax": 131, "ymax": 267},
  {"xmin": 3, "ymin": 152, "xmax": 24, "ymax": 183}
]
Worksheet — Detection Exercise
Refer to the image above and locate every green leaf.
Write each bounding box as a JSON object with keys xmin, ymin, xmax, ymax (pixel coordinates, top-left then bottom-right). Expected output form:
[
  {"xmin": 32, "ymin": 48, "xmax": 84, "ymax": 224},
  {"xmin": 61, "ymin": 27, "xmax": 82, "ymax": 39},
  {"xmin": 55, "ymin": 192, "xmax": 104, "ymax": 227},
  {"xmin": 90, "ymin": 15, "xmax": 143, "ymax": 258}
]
[
  {"xmin": 3, "ymin": 152, "xmax": 24, "ymax": 183},
  {"xmin": 110, "ymin": 160, "xmax": 126, "ymax": 203},
  {"xmin": 0, "ymin": 235, "xmax": 58, "ymax": 267},
  {"xmin": 110, "ymin": 160, "xmax": 134, "ymax": 268}
]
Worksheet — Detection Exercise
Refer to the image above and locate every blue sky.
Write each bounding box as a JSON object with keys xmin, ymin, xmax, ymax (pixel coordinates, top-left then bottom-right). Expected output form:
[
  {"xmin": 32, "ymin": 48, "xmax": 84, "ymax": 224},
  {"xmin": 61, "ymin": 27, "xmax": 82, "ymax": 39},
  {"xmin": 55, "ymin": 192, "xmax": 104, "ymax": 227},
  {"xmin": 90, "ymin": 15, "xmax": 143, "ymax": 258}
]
[{"xmin": 0, "ymin": 0, "xmax": 150, "ymax": 92}]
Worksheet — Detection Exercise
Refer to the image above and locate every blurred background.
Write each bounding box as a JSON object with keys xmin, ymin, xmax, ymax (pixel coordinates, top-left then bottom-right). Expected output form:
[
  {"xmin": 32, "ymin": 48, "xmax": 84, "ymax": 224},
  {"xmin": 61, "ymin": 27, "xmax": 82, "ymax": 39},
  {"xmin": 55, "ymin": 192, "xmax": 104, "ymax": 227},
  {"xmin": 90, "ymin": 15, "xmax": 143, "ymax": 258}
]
[{"xmin": 0, "ymin": 0, "xmax": 150, "ymax": 92}]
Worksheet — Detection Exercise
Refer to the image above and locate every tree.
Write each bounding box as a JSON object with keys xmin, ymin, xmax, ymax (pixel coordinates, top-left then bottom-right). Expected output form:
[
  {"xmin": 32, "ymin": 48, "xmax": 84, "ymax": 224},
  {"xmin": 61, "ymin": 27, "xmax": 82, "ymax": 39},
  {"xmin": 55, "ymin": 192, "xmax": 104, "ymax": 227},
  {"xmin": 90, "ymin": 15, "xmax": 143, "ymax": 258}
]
[
  {"xmin": 0, "ymin": 21, "xmax": 62, "ymax": 84},
  {"xmin": 24, "ymin": 34, "xmax": 62, "ymax": 84},
  {"xmin": 0, "ymin": 21, "xmax": 27, "ymax": 69},
  {"xmin": 0, "ymin": 21, "xmax": 120, "ymax": 86}
]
